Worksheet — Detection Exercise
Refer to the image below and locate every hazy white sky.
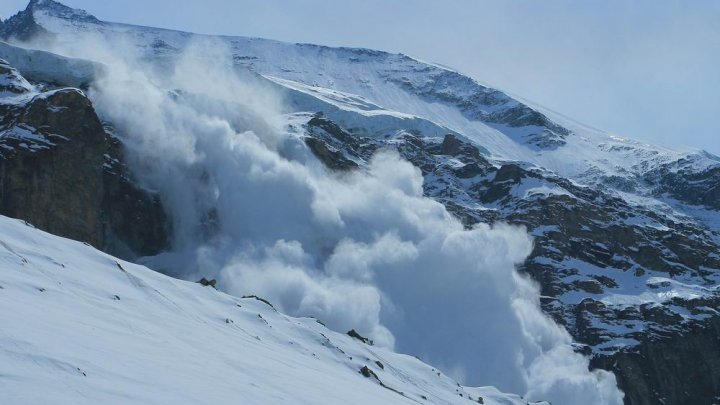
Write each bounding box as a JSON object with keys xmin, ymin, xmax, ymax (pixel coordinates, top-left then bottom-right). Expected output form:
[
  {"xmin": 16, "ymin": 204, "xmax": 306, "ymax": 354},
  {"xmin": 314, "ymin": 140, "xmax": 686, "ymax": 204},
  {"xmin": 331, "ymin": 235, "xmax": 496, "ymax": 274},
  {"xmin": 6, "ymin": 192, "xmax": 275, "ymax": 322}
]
[{"xmin": 3, "ymin": 0, "xmax": 719, "ymax": 154}]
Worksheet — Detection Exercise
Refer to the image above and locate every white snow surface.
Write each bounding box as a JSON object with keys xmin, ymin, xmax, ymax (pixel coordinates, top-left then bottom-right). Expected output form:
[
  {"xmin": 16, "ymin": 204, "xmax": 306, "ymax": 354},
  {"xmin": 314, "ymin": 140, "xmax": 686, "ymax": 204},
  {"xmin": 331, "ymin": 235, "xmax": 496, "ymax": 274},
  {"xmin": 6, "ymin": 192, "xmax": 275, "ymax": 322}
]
[{"xmin": 0, "ymin": 215, "xmax": 527, "ymax": 405}]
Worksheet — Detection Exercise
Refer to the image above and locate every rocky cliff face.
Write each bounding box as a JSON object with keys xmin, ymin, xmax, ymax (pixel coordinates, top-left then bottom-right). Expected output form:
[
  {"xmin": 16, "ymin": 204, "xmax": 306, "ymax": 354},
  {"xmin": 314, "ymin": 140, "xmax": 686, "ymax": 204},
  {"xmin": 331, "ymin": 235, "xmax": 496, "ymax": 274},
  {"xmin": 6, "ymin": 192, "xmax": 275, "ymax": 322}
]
[
  {"xmin": 592, "ymin": 314, "xmax": 720, "ymax": 405},
  {"xmin": 0, "ymin": 1, "xmax": 52, "ymax": 43},
  {"xmin": 0, "ymin": 58, "xmax": 169, "ymax": 258}
]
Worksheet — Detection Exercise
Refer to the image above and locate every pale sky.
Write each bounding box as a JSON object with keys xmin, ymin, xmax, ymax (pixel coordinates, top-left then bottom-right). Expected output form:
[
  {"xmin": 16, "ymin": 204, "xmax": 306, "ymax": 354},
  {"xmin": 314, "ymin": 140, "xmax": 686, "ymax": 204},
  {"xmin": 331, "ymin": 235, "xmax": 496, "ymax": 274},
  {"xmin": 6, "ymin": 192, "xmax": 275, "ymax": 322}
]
[{"xmin": 3, "ymin": 0, "xmax": 720, "ymax": 154}]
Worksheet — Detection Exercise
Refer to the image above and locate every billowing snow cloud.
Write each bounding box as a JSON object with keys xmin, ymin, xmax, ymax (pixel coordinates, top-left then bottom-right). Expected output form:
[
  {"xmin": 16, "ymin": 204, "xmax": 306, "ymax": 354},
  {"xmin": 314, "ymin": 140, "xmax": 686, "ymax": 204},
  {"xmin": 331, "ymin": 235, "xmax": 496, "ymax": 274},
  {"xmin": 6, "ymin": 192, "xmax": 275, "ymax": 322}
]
[{"xmin": 40, "ymin": 36, "xmax": 623, "ymax": 404}]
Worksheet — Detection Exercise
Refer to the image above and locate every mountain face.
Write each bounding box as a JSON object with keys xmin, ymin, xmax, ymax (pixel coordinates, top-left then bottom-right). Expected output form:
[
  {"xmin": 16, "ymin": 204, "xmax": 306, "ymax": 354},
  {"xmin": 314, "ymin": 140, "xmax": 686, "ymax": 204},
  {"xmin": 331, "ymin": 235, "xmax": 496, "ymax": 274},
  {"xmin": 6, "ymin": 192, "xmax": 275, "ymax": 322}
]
[
  {"xmin": 0, "ymin": 51, "xmax": 168, "ymax": 259},
  {"xmin": 1, "ymin": 1, "xmax": 719, "ymax": 404},
  {"xmin": 304, "ymin": 117, "xmax": 720, "ymax": 404}
]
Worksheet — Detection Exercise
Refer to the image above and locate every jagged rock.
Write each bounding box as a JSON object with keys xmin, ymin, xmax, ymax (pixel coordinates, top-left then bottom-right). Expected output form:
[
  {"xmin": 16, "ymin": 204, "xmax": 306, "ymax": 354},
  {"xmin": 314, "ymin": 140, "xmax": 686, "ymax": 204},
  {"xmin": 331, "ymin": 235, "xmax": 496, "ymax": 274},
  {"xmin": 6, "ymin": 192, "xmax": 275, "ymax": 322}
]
[
  {"xmin": 359, "ymin": 365, "xmax": 378, "ymax": 379},
  {"xmin": 102, "ymin": 132, "xmax": 169, "ymax": 257},
  {"xmin": 440, "ymin": 134, "xmax": 462, "ymax": 155},
  {"xmin": 347, "ymin": 329, "xmax": 373, "ymax": 345},
  {"xmin": 440, "ymin": 133, "xmax": 482, "ymax": 161},
  {"xmin": 304, "ymin": 137, "xmax": 358, "ymax": 171},
  {"xmin": 197, "ymin": 278, "xmax": 217, "ymax": 289},
  {"xmin": 0, "ymin": 88, "xmax": 106, "ymax": 246},
  {"xmin": 592, "ymin": 316, "xmax": 720, "ymax": 405},
  {"xmin": 649, "ymin": 162, "xmax": 720, "ymax": 211},
  {"xmin": 0, "ymin": 58, "xmax": 33, "ymax": 94},
  {"xmin": 304, "ymin": 114, "xmax": 362, "ymax": 171},
  {"xmin": 1, "ymin": 0, "xmax": 100, "ymax": 42},
  {"xmin": 0, "ymin": 62, "xmax": 169, "ymax": 258},
  {"xmin": 0, "ymin": 0, "xmax": 53, "ymax": 42}
]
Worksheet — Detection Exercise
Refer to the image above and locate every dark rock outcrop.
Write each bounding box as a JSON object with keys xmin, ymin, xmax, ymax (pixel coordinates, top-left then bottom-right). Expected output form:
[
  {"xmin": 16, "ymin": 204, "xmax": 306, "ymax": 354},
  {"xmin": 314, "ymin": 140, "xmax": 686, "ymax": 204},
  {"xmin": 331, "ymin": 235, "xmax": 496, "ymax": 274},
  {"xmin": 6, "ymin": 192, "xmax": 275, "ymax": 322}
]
[
  {"xmin": 0, "ymin": 58, "xmax": 33, "ymax": 94},
  {"xmin": 1, "ymin": 0, "xmax": 101, "ymax": 42},
  {"xmin": 304, "ymin": 137, "xmax": 358, "ymax": 171},
  {"xmin": 347, "ymin": 329, "xmax": 373, "ymax": 345},
  {"xmin": 0, "ymin": 88, "xmax": 106, "ymax": 246},
  {"xmin": 592, "ymin": 316, "xmax": 720, "ymax": 405},
  {"xmin": 0, "ymin": 64, "xmax": 169, "ymax": 258},
  {"xmin": 0, "ymin": 0, "xmax": 53, "ymax": 42},
  {"xmin": 101, "ymin": 131, "xmax": 170, "ymax": 257},
  {"xmin": 648, "ymin": 160, "xmax": 720, "ymax": 211}
]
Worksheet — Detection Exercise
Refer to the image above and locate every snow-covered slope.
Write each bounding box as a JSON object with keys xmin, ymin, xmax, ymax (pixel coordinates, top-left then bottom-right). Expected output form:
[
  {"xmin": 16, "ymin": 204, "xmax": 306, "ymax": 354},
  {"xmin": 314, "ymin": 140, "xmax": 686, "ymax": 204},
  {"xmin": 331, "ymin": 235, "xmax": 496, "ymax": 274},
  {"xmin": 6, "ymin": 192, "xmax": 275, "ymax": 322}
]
[{"xmin": 0, "ymin": 215, "xmax": 526, "ymax": 405}]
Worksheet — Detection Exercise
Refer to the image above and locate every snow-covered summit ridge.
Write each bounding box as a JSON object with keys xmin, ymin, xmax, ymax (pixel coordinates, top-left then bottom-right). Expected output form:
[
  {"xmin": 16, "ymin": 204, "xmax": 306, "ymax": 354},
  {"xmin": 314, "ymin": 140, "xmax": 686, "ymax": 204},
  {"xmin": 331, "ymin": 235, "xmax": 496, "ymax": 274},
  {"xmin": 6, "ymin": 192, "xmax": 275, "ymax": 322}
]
[
  {"xmin": 27, "ymin": 0, "xmax": 101, "ymax": 25},
  {"xmin": 5, "ymin": 0, "xmax": 716, "ymax": 194},
  {"xmin": 3, "ymin": 0, "xmax": 568, "ymax": 150}
]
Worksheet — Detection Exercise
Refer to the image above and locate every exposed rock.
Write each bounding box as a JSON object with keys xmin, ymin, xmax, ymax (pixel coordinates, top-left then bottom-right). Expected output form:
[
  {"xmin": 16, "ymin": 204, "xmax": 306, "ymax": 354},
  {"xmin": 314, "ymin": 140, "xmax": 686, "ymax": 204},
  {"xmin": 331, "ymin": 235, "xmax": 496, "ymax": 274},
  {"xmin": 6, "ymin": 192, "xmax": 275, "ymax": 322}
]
[
  {"xmin": 1, "ymin": 0, "xmax": 102, "ymax": 43},
  {"xmin": 0, "ymin": 88, "xmax": 106, "ymax": 246},
  {"xmin": 242, "ymin": 295, "xmax": 275, "ymax": 309},
  {"xmin": 0, "ymin": 58, "xmax": 33, "ymax": 94},
  {"xmin": 359, "ymin": 365, "xmax": 378, "ymax": 379},
  {"xmin": 440, "ymin": 133, "xmax": 482, "ymax": 160},
  {"xmin": 592, "ymin": 316, "xmax": 720, "ymax": 405},
  {"xmin": 649, "ymin": 161, "xmax": 720, "ymax": 211},
  {"xmin": 0, "ymin": 0, "xmax": 54, "ymax": 42},
  {"xmin": 102, "ymin": 131, "xmax": 169, "ymax": 257},
  {"xmin": 347, "ymin": 329, "xmax": 373, "ymax": 345},
  {"xmin": 197, "ymin": 278, "xmax": 217, "ymax": 289},
  {"xmin": 304, "ymin": 137, "xmax": 358, "ymax": 171},
  {"xmin": 0, "ymin": 63, "xmax": 169, "ymax": 259}
]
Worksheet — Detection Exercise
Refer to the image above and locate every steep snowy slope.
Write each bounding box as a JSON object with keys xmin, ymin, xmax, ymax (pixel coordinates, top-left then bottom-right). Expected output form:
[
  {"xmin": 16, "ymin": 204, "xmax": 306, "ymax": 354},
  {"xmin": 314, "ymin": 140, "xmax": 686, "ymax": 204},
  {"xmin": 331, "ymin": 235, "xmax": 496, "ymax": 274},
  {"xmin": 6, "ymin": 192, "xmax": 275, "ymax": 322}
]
[{"xmin": 0, "ymin": 215, "xmax": 528, "ymax": 405}]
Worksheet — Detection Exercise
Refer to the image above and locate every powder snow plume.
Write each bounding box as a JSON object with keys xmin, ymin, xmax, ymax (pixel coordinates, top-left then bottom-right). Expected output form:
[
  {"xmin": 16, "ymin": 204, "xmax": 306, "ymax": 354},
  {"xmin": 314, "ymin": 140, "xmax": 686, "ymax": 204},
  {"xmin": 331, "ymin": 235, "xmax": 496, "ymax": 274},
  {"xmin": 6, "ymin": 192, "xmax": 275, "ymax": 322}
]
[{"xmin": 34, "ymin": 34, "xmax": 623, "ymax": 404}]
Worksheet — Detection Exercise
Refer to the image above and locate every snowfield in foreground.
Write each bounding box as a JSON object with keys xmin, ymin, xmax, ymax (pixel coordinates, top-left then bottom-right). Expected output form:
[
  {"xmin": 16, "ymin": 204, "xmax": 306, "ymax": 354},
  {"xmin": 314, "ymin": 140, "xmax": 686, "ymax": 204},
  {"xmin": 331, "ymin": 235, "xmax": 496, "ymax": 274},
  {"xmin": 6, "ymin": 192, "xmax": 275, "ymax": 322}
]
[{"xmin": 0, "ymin": 215, "xmax": 527, "ymax": 405}]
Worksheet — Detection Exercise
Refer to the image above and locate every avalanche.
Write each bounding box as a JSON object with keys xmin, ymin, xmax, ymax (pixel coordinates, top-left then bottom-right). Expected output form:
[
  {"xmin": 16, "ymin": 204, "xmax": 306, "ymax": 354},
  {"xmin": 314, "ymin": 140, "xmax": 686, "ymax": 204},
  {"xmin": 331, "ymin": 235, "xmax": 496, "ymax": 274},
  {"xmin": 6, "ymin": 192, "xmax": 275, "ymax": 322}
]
[{"xmin": 0, "ymin": 216, "xmax": 528, "ymax": 405}]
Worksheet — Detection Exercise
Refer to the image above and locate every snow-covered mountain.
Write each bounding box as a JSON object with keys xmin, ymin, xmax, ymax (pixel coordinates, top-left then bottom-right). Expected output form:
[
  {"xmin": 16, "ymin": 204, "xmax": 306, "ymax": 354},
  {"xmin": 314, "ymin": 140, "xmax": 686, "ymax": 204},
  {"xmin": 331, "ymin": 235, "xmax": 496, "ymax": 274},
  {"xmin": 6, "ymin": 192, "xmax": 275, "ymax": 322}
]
[{"xmin": 1, "ymin": 1, "xmax": 719, "ymax": 404}]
